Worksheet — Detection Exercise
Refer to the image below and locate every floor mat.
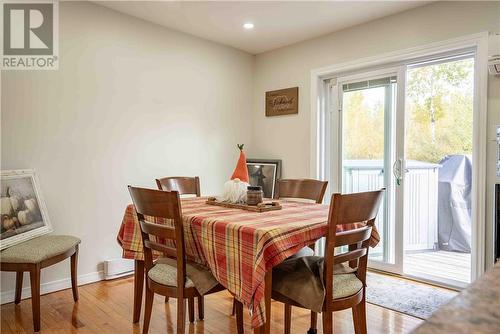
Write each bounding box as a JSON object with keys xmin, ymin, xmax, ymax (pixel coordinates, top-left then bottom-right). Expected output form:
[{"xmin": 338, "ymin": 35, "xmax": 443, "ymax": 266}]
[{"xmin": 365, "ymin": 272, "xmax": 457, "ymax": 319}]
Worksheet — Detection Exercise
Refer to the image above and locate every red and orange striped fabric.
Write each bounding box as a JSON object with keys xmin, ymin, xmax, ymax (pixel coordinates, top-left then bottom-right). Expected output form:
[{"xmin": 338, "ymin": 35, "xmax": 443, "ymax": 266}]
[{"xmin": 117, "ymin": 197, "xmax": 379, "ymax": 327}]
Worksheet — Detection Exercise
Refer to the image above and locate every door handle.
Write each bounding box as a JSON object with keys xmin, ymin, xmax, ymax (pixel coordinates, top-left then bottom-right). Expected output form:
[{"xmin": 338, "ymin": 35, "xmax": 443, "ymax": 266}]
[{"xmin": 393, "ymin": 159, "xmax": 403, "ymax": 185}]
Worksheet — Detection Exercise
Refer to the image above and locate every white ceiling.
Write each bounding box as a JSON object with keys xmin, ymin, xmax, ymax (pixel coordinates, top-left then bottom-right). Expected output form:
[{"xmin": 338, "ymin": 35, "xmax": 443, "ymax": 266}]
[{"xmin": 96, "ymin": 1, "xmax": 431, "ymax": 54}]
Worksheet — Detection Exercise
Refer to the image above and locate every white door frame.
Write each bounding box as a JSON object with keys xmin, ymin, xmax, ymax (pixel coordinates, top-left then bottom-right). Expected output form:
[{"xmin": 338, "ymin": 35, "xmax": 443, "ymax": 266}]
[
  {"xmin": 310, "ymin": 32, "xmax": 489, "ymax": 283},
  {"xmin": 331, "ymin": 67, "xmax": 404, "ymax": 274}
]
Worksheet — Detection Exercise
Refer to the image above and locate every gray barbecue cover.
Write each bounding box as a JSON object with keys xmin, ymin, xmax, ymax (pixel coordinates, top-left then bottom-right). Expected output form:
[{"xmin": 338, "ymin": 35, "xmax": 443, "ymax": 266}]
[{"xmin": 437, "ymin": 155, "xmax": 472, "ymax": 253}]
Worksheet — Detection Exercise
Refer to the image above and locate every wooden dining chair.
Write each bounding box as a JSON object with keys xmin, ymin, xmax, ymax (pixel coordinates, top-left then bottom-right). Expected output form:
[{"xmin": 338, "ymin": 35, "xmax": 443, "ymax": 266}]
[
  {"xmin": 156, "ymin": 176, "xmax": 201, "ymax": 197},
  {"xmin": 128, "ymin": 186, "xmax": 225, "ymax": 334},
  {"xmin": 155, "ymin": 176, "xmax": 201, "ymax": 307},
  {"xmin": 271, "ymin": 189, "xmax": 384, "ymax": 334},
  {"xmin": 274, "ymin": 178, "xmax": 329, "ymax": 328},
  {"xmin": 231, "ymin": 178, "xmax": 329, "ymax": 319},
  {"xmin": 275, "ymin": 179, "xmax": 328, "ymax": 203}
]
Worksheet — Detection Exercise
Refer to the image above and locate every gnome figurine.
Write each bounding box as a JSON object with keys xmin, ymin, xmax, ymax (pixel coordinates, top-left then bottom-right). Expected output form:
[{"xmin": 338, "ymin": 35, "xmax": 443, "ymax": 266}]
[{"xmin": 221, "ymin": 144, "xmax": 250, "ymax": 204}]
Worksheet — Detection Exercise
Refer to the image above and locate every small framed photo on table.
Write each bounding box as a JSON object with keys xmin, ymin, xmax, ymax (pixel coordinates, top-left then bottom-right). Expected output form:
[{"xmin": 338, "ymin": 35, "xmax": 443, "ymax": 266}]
[
  {"xmin": 0, "ymin": 169, "xmax": 52, "ymax": 250},
  {"xmin": 246, "ymin": 159, "xmax": 282, "ymax": 199}
]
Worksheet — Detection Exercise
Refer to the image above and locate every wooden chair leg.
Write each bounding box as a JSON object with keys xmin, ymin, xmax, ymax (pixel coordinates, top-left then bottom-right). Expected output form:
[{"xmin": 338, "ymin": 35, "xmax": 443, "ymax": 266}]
[
  {"xmin": 308, "ymin": 311, "xmax": 318, "ymax": 334},
  {"xmin": 29, "ymin": 265, "xmax": 41, "ymax": 332},
  {"xmin": 142, "ymin": 286, "xmax": 154, "ymax": 334},
  {"xmin": 231, "ymin": 298, "xmax": 236, "ymax": 316},
  {"xmin": 133, "ymin": 260, "xmax": 145, "ymax": 323},
  {"xmin": 188, "ymin": 297, "xmax": 195, "ymax": 323},
  {"xmin": 177, "ymin": 298, "xmax": 186, "ymax": 333},
  {"xmin": 197, "ymin": 296, "xmax": 204, "ymax": 320},
  {"xmin": 235, "ymin": 300, "xmax": 244, "ymax": 334},
  {"xmin": 15, "ymin": 271, "xmax": 23, "ymax": 304},
  {"xmin": 70, "ymin": 247, "xmax": 79, "ymax": 302},
  {"xmin": 322, "ymin": 311, "xmax": 333, "ymax": 334},
  {"xmin": 284, "ymin": 304, "xmax": 292, "ymax": 334},
  {"xmin": 352, "ymin": 297, "xmax": 367, "ymax": 334}
]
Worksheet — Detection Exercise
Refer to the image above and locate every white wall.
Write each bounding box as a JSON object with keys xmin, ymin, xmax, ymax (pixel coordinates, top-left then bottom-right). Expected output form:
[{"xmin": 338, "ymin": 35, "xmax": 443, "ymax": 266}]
[
  {"xmin": 0, "ymin": 1, "xmax": 254, "ymax": 300},
  {"xmin": 2, "ymin": 1, "xmax": 499, "ymax": 302},
  {"xmin": 250, "ymin": 1, "xmax": 500, "ymax": 267}
]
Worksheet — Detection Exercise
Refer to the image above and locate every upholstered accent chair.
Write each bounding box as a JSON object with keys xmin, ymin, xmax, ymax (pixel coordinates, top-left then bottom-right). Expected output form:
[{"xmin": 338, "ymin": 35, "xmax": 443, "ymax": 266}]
[{"xmin": 0, "ymin": 235, "xmax": 81, "ymax": 332}]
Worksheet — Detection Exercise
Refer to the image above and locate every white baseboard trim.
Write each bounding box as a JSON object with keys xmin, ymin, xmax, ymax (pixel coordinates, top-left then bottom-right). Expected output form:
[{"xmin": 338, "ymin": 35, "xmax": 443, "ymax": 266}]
[{"xmin": 0, "ymin": 271, "xmax": 104, "ymax": 305}]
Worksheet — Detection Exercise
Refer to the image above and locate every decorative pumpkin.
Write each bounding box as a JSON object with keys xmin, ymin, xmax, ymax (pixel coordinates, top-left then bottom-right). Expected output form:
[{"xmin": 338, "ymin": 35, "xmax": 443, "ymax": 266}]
[
  {"xmin": 2, "ymin": 215, "xmax": 15, "ymax": 230},
  {"xmin": 1, "ymin": 197, "xmax": 13, "ymax": 215},
  {"xmin": 9, "ymin": 195, "xmax": 20, "ymax": 211},
  {"xmin": 24, "ymin": 198, "xmax": 38, "ymax": 213},
  {"xmin": 18, "ymin": 210, "xmax": 32, "ymax": 226}
]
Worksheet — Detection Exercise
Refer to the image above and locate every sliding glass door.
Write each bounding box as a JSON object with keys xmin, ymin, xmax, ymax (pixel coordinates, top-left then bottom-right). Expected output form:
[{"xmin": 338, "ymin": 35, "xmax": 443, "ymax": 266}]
[
  {"xmin": 402, "ymin": 55, "xmax": 474, "ymax": 288},
  {"xmin": 335, "ymin": 69, "xmax": 403, "ymax": 273},
  {"xmin": 332, "ymin": 53, "xmax": 476, "ymax": 288}
]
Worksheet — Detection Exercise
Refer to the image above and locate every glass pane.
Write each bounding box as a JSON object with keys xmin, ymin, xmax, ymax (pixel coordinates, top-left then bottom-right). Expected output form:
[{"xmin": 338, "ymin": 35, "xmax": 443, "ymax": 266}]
[
  {"xmin": 404, "ymin": 57, "xmax": 474, "ymax": 285},
  {"xmin": 341, "ymin": 83, "xmax": 394, "ymax": 264}
]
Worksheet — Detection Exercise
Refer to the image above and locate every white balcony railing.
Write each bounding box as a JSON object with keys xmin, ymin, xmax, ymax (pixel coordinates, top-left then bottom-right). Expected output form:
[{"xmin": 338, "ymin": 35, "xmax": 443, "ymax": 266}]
[{"xmin": 344, "ymin": 160, "xmax": 441, "ymax": 252}]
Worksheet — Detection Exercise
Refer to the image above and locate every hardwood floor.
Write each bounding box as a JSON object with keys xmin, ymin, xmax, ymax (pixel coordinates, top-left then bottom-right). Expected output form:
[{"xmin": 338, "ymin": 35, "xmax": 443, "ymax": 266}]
[{"xmin": 0, "ymin": 276, "xmax": 423, "ymax": 333}]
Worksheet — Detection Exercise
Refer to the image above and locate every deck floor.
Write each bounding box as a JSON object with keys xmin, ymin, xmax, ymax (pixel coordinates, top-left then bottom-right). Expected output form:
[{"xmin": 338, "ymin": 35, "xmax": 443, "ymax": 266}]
[{"xmin": 404, "ymin": 250, "xmax": 471, "ymax": 285}]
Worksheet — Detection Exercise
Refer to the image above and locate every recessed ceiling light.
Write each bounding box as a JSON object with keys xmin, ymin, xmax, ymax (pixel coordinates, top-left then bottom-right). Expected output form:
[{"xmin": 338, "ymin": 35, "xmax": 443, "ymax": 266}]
[{"xmin": 243, "ymin": 22, "xmax": 254, "ymax": 30}]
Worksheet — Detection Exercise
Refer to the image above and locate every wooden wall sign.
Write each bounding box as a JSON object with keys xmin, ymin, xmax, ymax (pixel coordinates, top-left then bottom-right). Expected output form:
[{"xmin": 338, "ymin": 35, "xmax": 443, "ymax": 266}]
[{"xmin": 265, "ymin": 87, "xmax": 298, "ymax": 117}]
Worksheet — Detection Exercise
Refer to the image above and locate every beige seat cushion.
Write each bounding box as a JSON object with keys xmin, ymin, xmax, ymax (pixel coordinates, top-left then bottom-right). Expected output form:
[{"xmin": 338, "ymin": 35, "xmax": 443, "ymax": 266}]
[
  {"xmin": 0, "ymin": 235, "xmax": 80, "ymax": 264},
  {"xmin": 332, "ymin": 273, "xmax": 363, "ymax": 299},
  {"xmin": 272, "ymin": 256, "xmax": 363, "ymax": 313},
  {"xmin": 148, "ymin": 263, "xmax": 195, "ymax": 288},
  {"xmin": 148, "ymin": 257, "xmax": 219, "ymax": 295}
]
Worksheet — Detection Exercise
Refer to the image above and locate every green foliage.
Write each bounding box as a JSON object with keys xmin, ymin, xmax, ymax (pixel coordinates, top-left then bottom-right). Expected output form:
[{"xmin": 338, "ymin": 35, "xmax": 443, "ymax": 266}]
[
  {"xmin": 343, "ymin": 88, "xmax": 385, "ymax": 160},
  {"xmin": 406, "ymin": 58, "xmax": 473, "ymax": 163},
  {"xmin": 343, "ymin": 58, "xmax": 473, "ymax": 163}
]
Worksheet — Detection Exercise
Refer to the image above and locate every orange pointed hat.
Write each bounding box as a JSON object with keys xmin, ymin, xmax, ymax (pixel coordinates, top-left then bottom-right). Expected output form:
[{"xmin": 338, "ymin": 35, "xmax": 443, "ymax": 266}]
[{"xmin": 230, "ymin": 144, "xmax": 249, "ymax": 183}]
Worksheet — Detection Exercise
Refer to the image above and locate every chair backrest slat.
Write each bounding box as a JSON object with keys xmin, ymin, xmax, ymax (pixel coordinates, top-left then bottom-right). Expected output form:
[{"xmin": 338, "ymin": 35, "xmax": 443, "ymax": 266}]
[
  {"xmin": 331, "ymin": 191, "xmax": 382, "ymax": 226},
  {"xmin": 156, "ymin": 176, "xmax": 201, "ymax": 197},
  {"xmin": 129, "ymin": 187, "xmax": 182, "ymax": 219},
  {"xmin": 275, "ymin": 179, "xmax": 328, "ymax": 203},
  {"xmin": 335, "ymin": 227, "xmax": 372, "ymax": 248},
  {"xmin": 128, "ymin": 185, "xmax": 187, "ymax": 290},
  {"xmin": 333, "ymin": 248, "xmax": 368, "ymax": 265},
  {"xmin": 323, "ymin": 189, "xmax": 384, "ymax": 310},
  {"xmin": 140, "ymin": 221, "xmax": 176, "ymax": 240},
  {"xmin": 143, "ymin": 240, "xmax": 177, "ymax": 258}
]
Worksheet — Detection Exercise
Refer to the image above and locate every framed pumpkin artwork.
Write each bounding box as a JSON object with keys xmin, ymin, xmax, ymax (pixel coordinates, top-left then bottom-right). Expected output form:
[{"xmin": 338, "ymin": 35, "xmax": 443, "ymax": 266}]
[{"xmin": 0, "ymin": 169, "xmax": 52, "ymax": 250}]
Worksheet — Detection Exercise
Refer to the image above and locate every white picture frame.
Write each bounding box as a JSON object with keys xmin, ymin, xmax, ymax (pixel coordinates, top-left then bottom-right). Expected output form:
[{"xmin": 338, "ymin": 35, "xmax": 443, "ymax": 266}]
[{"xmin": 0, "ymin": 169, "xmax": 52, "ymax": 250}]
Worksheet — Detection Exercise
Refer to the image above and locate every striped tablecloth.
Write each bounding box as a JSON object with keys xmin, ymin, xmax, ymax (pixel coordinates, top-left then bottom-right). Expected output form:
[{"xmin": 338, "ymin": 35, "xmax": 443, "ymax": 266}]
[{"xmin": 117, "ymin": 197, "xmax": 380, "ymax": 327}]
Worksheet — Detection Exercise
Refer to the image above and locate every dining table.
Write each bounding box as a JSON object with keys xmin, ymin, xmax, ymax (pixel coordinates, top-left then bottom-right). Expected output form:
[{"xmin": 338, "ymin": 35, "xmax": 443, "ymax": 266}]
[{"xmin": 116, "ymin": 196, "xmax": 380, "ymax": 334}]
